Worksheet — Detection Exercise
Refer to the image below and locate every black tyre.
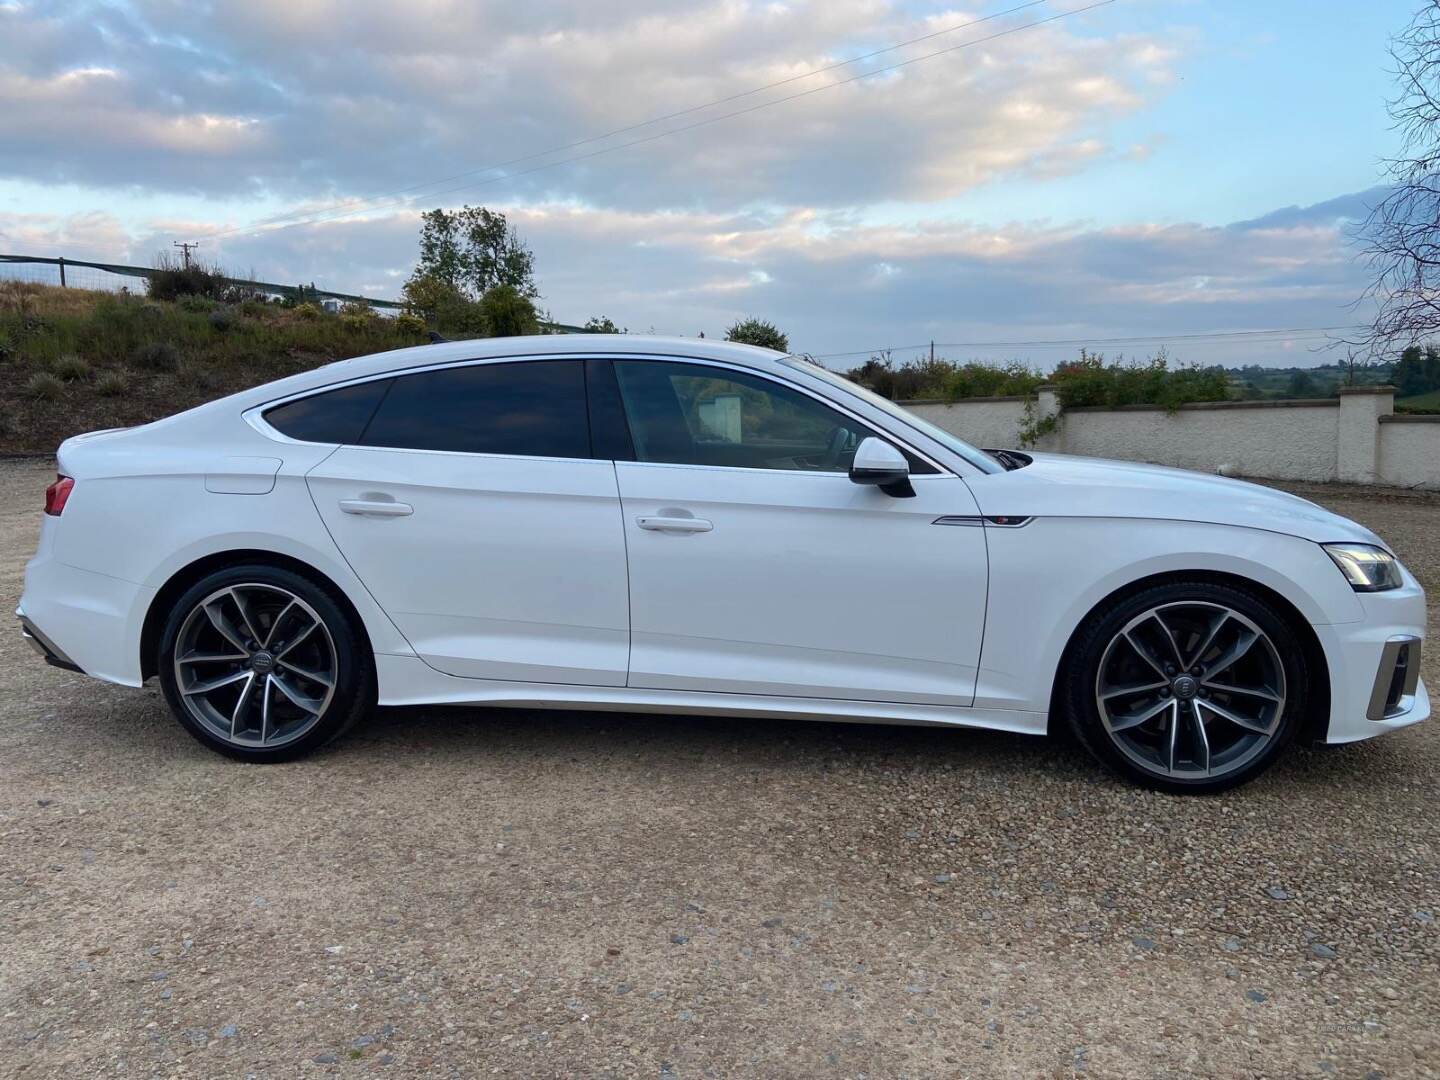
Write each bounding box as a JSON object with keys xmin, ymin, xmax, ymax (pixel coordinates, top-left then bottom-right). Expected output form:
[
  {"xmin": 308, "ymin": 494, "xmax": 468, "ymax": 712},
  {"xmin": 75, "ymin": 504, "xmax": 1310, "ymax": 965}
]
[
  {"xmin": 1062, "ymin": 580, "xmax": 1309, "ymax": 794},
  {"xmin": 157, "ymin": 563, "xmax": 373, "ymax": 762}
]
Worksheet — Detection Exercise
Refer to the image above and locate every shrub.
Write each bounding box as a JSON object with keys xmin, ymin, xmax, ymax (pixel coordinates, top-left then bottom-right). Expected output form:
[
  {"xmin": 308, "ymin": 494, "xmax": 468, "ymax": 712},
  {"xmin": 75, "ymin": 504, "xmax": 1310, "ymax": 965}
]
[
  {"xmin": 478, "ymin": 284, "xmax": 540, "ymax": 337},
  {"xmin": 132, "ymin": 340, "xmax": 181, "ymax": 372},
  {"xmin": 147, "ymin": 255, "xmax": 230, "ymax": 302},
  {"xmin": 403, "ymin": 274, "xmax": 489, "ymax": 335},
  {"xmin": 725, "ymin": 317, "xmax": 788, "ymax": 352},
  {"xmin": 25, "ymin": 371, "xmax": 65, "ymax": 400},
  {"xmin": 584, "ymin": 315, "xmax": 623, "ymax": 334},
  {"xmin": 94, "ymin": 369, "xmax": 130, "ymax": 397},
  {"xmin": 208, "ymin": 307, "xmax": 235, "ymax": 332},
  {"xmin": 1050, "ymin": 350, "xmax": 1230, "ymax": 410},
  {"xmin": 178, "ymin": 294, "xmax": 217, "ymax": 313},
  {"xmin": 394, "ymin": 312, "xmax": 427, "ymax": 337},
  {"xmin": 49, "ymin": 353, "xmax": 93, "ymax": 382},
  {"xmin": 339, "ymin": 312, "xmax": 372, "ymax": 333},
  {"xmin": 293, "ymin": 302, "xmax": 322, "ymax": 320},
  {"xmin": 183, "ymin": 364, "xmax": 222, "ymax": 390},
  {"xmin": 239, "ymin": 298, "xmax": 269, "ymax": 318}
]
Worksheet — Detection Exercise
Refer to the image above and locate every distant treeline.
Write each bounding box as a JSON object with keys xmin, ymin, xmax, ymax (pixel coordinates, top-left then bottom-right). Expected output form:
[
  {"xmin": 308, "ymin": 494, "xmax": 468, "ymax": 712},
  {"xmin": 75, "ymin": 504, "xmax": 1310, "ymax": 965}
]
[{"xmin": 845, "ymin": 347, "xmax": 1440, "ymax": 412}]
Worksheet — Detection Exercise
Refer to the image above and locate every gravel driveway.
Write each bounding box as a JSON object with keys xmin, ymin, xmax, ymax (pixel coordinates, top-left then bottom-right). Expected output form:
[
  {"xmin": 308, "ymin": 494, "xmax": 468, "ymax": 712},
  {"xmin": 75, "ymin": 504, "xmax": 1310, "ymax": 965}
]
[{"xmin": 1, "ymin": 456, "xmax": 1436, "ymax": 1078}]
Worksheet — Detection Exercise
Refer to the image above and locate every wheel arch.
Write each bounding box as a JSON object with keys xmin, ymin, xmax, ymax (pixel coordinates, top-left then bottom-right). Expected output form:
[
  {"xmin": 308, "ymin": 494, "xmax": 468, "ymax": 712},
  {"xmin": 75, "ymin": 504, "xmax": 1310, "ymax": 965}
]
[
  {"xmin": 1047, "ymin": 569, "xmax": 1331, "ymax": 744},
  {"xmin": 140, "ymin": 549, "xmax": 376, "ymax": 681}
]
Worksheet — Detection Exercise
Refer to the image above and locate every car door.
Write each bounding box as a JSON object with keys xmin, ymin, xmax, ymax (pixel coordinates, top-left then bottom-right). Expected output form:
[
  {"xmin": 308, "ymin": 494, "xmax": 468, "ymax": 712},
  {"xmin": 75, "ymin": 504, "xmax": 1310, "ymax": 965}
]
[
  {"xmin": 601, "ymin": 358, "xmax": 989, "ymax": 706},
  {"xmin": 295, "ymin": 359, "xmax": 631, "ymax": 686}
]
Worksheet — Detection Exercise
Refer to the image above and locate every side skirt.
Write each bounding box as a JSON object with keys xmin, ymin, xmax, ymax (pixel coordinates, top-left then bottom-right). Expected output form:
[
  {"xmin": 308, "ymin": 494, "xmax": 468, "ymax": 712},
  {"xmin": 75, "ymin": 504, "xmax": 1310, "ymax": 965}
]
[{"xmin": 374, "ymin": 654, "xmax": 1049, "ymax": 736}]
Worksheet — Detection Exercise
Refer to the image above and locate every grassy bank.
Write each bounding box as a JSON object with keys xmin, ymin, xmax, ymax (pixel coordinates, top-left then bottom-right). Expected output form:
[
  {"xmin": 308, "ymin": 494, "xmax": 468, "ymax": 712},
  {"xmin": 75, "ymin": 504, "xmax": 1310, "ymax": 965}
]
[{"xmin": 0, "ymin": 283, "xmax": 430, "ymax": 454}]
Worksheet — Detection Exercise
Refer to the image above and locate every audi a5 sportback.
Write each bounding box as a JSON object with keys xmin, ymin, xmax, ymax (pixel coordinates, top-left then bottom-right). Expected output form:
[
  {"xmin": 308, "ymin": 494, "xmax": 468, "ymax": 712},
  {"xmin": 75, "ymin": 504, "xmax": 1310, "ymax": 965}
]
[{"xmin": 18, "ymin": 336, "xmax": 1428, "ymax": 792}]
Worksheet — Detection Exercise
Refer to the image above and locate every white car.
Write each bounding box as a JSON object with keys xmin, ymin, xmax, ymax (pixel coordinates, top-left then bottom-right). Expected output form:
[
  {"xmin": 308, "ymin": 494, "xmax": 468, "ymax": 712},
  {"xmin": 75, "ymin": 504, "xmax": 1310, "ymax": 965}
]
[{"xmin": 17, "ymin": 336, "xmax": 1427, "ymax": 792}]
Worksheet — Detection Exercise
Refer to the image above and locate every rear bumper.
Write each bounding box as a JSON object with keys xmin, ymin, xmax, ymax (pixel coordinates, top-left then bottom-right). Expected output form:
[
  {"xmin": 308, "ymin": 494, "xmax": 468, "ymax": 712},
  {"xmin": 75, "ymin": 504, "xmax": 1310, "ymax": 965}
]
[
  {"xmin": 1316, "ymin": 577, "xmax": 1429, "ymax": 744},
  {"xmin": 18, "ymin": 610, "xmax": 82, "ymax": 673},
  {"xmin": 19, "ymin": 530, "xmax": 150, "ymax": 687}
]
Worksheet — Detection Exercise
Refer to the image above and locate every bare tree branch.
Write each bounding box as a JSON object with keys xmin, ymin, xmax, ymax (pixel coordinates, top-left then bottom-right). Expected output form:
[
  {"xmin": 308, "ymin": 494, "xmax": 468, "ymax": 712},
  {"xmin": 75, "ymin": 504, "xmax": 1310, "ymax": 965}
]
[{"xmin": 1359, "ymin": 0, "xmax": 1440, "ymax": 355}]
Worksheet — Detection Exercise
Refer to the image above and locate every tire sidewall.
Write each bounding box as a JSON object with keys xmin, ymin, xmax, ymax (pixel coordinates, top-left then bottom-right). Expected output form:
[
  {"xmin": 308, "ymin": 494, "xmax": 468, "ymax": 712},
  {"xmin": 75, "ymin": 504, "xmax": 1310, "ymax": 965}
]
[
  {"xmin": 1065, "ymin": 582, "xmax": 1308, "ymax": 794},
  {"xmin": 157, "ymin": 563, "xmax": 371, "ymax": 762}
]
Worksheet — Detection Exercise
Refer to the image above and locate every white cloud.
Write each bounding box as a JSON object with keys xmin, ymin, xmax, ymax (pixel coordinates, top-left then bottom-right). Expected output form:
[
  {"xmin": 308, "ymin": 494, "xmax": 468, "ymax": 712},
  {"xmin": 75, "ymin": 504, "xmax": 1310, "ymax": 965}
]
[
  {"xmin": 0, "ymin": 188, "xmax": 1376, "ymax": 365},
  {"xmin": 0, "ymin": 1, "xmax": 1173, "ymax": 208}
]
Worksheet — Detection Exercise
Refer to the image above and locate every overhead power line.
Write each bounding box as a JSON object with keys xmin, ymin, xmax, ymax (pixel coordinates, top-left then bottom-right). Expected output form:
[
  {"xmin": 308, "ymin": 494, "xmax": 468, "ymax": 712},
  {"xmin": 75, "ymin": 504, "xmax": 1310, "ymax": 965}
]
[
  {"xmin": 808, "ymin": 325, "xmax": 1367, "ymax": 360},
  {"xmin": 208, "ymin": 0, "xmax": 1115, "ymax": 242}
]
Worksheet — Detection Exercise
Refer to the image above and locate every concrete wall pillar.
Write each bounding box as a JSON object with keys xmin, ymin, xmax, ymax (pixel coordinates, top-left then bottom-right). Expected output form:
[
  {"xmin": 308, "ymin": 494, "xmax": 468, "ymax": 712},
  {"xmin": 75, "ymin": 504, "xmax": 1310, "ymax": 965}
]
[
  {"xmin": 1033, "ymin": 385, "xmax": 1062, "ymax": 451},
  {"xmin": 1336, "ymin": 386, "xmax": 1394, "ymax": 484}
]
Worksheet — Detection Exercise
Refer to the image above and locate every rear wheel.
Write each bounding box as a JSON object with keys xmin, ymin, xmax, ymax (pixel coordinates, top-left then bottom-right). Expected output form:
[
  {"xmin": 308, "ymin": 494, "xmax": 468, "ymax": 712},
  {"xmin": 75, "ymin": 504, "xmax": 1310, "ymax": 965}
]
[
  {"xmin": 1063, "ymin": 581, "xmax": 1308, "ymax": 793},
  {"xmin": 157, "ymin": 564, "xmax": 372, "ymax": 761}
]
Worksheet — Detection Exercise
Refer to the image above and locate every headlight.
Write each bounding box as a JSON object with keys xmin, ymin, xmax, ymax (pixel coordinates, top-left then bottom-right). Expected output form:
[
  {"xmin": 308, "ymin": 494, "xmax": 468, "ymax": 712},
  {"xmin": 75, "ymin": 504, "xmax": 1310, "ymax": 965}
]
[{"xmin": 1323, "ymin": 543, "xmax": 1403, "ymax": 592}]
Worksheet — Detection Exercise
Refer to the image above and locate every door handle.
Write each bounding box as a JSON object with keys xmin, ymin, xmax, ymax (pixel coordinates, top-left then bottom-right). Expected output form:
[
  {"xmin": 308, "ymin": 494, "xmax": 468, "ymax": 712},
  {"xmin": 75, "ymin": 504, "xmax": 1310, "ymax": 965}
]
[
  {"xmin": 637, "ymin": 515, "xmax": 713, "ymax": 533},
  {"xmin": 339, "ymin": 498, "xmax": 414, "ymax": 517}
]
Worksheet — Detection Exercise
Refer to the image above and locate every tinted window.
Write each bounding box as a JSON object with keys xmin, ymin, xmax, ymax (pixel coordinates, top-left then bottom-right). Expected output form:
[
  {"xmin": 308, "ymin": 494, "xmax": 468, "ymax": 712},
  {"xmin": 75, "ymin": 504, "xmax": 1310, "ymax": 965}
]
[
  {"xmin": 612, "ymin": 361, "xmax": 882, "ymax": 472},
  {"xmin": 263, "ymin": 380, "xmax": 392, "ymax": 444},
  {"xmin": 359, "ymin": 360, "xmax": 589, "ymax": 458}
]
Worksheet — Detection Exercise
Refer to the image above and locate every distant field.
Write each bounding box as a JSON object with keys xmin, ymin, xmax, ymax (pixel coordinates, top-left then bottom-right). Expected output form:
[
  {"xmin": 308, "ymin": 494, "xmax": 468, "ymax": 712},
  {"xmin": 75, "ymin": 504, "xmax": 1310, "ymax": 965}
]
[{"xmin": 1398, "ymin": 388, "xmax": 1440, "ymax": 412}]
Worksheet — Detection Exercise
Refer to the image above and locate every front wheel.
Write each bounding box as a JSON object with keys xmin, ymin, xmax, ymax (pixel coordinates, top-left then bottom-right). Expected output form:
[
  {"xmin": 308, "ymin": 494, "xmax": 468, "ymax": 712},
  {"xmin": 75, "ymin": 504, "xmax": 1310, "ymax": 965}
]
[
  {"xmin": 157, "ymin": 564, "xmax": 373, "ymax": 761},
  {"xmin": 1062, "ymin": 581, "xmax": 1309, "ymax": 793}
]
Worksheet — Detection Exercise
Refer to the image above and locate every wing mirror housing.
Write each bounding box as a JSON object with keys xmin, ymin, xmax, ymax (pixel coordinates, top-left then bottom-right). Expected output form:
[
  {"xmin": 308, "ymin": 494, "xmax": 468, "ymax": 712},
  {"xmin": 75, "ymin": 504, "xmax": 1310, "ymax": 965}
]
[{"xmin": 849, "ymin": 437, "xmax": 915, "ymax": 498}]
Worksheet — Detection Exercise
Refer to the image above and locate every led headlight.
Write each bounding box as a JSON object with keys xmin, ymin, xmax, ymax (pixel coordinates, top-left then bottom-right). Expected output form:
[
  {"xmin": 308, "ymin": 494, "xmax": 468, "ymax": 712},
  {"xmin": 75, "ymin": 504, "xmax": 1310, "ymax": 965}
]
[{"xmin": 1323, "ymin": 543, "xmax": 1403, "ymax": 592}]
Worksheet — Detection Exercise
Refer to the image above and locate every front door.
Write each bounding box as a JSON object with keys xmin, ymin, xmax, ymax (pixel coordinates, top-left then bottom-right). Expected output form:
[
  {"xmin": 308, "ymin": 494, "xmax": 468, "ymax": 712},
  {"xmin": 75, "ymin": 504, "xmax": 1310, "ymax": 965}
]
[
  {"xmin": 305, "ymin": 359, "xmax": 630, "ymax": 686},
  {"xmin": 606, "ymin": 359, "xmax": 988, "ymax": 706}
]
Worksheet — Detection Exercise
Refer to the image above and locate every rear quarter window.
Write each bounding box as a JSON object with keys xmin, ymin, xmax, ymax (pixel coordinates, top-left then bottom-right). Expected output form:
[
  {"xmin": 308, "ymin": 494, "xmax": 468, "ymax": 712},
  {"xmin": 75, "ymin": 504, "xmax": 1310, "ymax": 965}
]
[{"xmin": 263, "ymin": 380, "xmax": 392, "ymax": 444}]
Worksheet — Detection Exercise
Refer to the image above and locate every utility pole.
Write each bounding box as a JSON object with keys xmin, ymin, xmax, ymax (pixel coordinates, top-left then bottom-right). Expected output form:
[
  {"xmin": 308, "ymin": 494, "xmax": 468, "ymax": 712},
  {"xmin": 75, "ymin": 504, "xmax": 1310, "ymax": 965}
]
[
  {"xmin": 173, "ymin": 241, "xmax": 199, "ymax": 269},
  {"xmin": 930, "ymin": 340, "xmax": 935, "ymax": 364}
]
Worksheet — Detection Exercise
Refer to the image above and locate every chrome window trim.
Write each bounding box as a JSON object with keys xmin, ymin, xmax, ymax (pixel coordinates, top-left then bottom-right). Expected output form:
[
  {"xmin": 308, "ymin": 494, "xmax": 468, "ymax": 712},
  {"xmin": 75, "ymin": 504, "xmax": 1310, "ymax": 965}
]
[{"xmin": 244, "ymin": 353, "xmax": 955, "ymax": 477}]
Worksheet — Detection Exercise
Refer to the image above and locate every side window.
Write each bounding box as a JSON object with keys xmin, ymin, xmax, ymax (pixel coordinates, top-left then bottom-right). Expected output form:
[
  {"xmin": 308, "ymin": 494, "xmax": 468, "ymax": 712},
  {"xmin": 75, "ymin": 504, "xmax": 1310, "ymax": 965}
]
[
  {"xmin": 612, "ymin": 360, "xmax": 882, "ymax": 472},
  {"xmin": 359, "ymin": 360, "xmax": 590, "ymax": 458},
  {"xmin": 263, "ymin": 380, "xmax": 392, "ymax": 444}
]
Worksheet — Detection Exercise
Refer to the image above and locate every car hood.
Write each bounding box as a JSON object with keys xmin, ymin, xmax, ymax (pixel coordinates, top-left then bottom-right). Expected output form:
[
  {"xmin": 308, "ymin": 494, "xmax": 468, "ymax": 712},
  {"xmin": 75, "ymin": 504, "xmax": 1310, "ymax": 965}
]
[{"xmin": 963, "ymin": 451, "xmax": 1385, "ymax": 546}]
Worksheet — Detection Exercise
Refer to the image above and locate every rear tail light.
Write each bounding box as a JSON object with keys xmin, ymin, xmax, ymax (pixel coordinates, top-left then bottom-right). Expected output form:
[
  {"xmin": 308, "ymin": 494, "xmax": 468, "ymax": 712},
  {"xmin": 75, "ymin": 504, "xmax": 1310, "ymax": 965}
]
[{"xmin": 44, "ymin": 475, "xmax": 74, "ymax": 516}]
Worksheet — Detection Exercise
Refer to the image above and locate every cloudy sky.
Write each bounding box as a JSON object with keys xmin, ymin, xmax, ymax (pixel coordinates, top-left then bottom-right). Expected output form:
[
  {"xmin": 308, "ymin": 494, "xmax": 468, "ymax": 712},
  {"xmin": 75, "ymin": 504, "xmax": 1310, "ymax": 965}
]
[{"xmin": 0, "ymin": 0, "xmax": 1418, "ymax": 366}]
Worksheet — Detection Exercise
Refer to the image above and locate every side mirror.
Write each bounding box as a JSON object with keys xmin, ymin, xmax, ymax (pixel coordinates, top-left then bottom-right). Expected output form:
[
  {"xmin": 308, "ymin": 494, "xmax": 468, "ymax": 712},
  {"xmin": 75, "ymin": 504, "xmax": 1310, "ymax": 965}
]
[{"xmin": 849, "ymin": 437, "xmax": 914, "ymax": 498}]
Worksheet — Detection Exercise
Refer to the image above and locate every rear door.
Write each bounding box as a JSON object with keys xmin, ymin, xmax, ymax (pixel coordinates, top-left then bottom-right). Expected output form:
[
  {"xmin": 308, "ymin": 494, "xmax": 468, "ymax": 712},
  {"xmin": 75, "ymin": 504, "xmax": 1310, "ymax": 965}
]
[{"xmin": 294, "ymin": 359, "xmax": 631, "ymax": 685}]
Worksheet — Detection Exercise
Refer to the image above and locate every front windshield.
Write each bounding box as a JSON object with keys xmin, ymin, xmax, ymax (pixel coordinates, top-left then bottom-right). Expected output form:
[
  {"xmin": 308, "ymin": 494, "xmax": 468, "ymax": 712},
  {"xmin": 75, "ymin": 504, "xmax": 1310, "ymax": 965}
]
[{"xmin": 781, "ymin": 355, "xmax": 1003, "ymax": 474}]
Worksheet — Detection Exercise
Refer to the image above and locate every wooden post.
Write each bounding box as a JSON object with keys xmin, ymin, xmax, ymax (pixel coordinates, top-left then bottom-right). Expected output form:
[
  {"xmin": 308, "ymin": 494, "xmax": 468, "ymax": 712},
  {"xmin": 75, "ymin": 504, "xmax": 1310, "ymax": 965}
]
[{"xmin": 58, "ymin": 256, "xmax": 66, "ymax": 288}]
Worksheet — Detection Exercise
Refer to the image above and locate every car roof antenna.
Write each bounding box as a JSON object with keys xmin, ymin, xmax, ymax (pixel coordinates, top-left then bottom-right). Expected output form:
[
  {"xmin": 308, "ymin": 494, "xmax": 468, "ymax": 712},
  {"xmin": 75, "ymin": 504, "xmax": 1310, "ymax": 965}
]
[{"xmin": 427, "ymin": 331, "xmax": 449, "ymax": 344}]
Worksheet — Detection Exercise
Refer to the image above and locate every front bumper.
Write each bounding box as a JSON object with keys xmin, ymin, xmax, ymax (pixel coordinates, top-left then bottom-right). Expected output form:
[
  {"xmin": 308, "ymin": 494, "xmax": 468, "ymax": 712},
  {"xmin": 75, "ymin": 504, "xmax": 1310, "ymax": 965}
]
[{"xmin": 1316, "ymin": 575, "xmax": 1429, "ymax": 744}]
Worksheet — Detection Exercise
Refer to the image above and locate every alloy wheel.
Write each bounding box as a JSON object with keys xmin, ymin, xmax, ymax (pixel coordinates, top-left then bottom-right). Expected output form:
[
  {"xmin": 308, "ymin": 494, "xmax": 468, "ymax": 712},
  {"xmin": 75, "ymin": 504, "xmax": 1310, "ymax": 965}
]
[
  {"xmin": 1094, "ymin": 601, "xmax": 1286, "ymax": 781},
  {"xmin": 173, "ymin": 583, "xmax": 337, "ymax": 748}
]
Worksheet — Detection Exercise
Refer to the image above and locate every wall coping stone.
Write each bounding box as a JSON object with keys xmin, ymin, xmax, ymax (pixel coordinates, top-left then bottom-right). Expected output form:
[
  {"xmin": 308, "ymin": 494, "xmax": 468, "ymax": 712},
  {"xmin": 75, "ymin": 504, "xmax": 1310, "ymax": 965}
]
[
  {"xmin": 1337, "ymin": 385, "xmax": 1397, "ymax": 395},
  {"xmin": 895, "ymin": 395, "xmax": 1030, "ymax": 405},
  {"xmin": 898, "ymin": 396, "xmax": 1345, "ymax": 412},
  {"xmin": 1064, "ymin": 398, "xmax": 1341, "ymax": 413},
  {"xmin": 1380, "ymin": 413, "xmax": 1440, "ymax": 423}
]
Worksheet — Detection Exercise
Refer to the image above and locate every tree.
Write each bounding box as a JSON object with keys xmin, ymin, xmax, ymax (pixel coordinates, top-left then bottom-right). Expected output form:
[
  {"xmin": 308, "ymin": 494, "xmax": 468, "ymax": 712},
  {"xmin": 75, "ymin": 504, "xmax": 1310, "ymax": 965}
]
[
  {"xmin": 1360, "ymin": 2, "xmax": 1440, "ymax": 353},
  {"xmin": 1286, "ymin": 369, "xmax": 1317, "ymax": 398},
  {"xmin": 584, "ymin": 315, "xmax": 624, "ymax": 333},
  {"xmin": 724, "ymin": 317, "xmax": 789, "ymax": 352},
  {"xmin": 408, "ymin": 206, "xmax": 538, "ymax": 301},
  {"xmin": 1393, "ymin": 343, "xmax": 1440, "ymax": 394}
]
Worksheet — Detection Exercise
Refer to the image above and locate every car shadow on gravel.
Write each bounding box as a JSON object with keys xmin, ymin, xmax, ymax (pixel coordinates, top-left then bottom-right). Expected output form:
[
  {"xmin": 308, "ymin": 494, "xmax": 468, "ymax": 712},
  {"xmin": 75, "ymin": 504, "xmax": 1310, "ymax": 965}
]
[
  {"xmin": 333, "ymin": 701, "xmax": 1413, "ymax": 794},
  {"xmin": 352, "ymin": 701, "xmax": 1078, "ymax": 772}
]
